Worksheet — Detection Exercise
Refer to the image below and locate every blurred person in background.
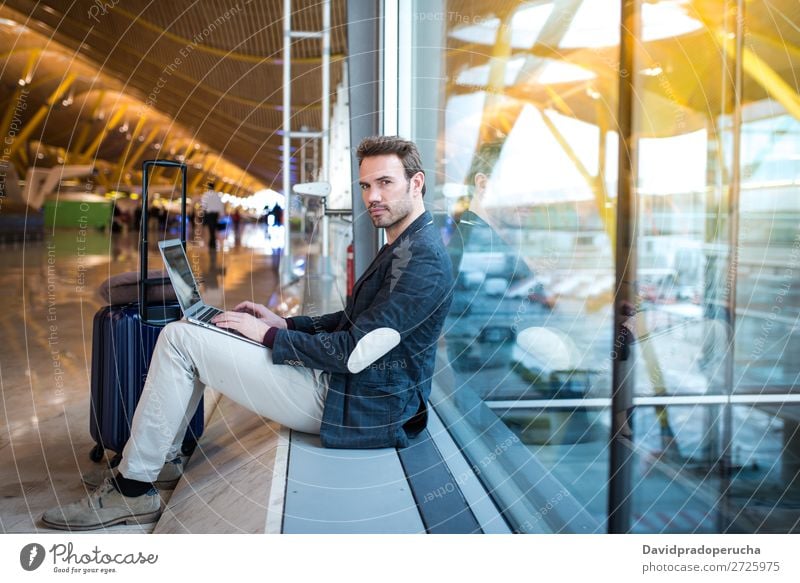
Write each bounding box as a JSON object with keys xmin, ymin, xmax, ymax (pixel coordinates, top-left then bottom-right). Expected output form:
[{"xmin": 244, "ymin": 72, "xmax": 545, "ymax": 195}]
[{"xmin": 201, "ymin": 181, "xmax": 225, "ymax": 249}]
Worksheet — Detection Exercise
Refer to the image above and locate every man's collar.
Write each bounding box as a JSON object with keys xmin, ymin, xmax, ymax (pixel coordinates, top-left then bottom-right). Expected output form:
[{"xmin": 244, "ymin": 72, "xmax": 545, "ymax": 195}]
[{"xmin": 389, "ymin": 210, "xmax": 432, "ymax": 246}]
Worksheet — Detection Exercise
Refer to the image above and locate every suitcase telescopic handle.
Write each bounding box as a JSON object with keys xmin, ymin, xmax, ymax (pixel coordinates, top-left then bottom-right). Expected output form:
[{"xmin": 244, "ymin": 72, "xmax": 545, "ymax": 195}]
[{"xmin": 139, "ymin": 159, "xmax": 188, "ymax": 325}]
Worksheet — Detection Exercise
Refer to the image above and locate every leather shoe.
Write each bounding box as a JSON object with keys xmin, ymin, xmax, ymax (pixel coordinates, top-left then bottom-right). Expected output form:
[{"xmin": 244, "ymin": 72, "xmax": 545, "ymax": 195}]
[{"xmin": 41, "ymin": 478, "xmax": 161, "ymax": 531}]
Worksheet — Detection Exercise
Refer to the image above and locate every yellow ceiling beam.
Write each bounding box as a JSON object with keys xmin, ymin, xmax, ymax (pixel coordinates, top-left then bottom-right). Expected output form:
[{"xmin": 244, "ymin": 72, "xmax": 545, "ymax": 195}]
[
  {"xmin": 747, "ymin": 31, "xmax": 800, "ymax": 64},
  {"xmin": 478, "ymin": 11, "xmax": 514, "ymax": 143},
  {"xmin": 77, "ymin": 104, "xmax": 129, "ymax": 163},
  {"xmin": 0, "ymin": 18, "xmax": 271, "ymax": 197},
  {"xmin": 189, "ymin": 154, "xmax": 219, "ymax": 193},
  {"xmin": 11, "ymin": 14, "xmax": 320, "ymax": 111},
  {"xmin": 114, "ymin": 114, "xmax": 147, "ymax": 183},
  {"xmin": 66, "ymin": 90, "xmax": 106, "ymax": 163},
  {"xmin": 544, "ymin": 85, "xmax": 577, "ymax": 118},
  {"xmin": 539, "ymin": 108, "xmax": 617, "ymax": 249},
  {"xmin": 0, "ymin": 46, "xmax": 43, "ymax": 61},
  {"xmin": 53, "ymin": 14, "xmax": 325, "ymax": 111},
  {"xmin": 150, "ymin": 138, "xmax": 195, "ymax": 182},
  {"xmin": 688, "ymin": 2, "xmax": 800, "ymax": 121},
  {"xmin": 79, "ymin": 103, "xmax": 128, "ymax": 162},
  {"xmin": 721, "ymin": 34, "xmax": 800, "ymax": 122},
  {"xmin": 6, "ymin": 73, "xmax": 76, "ymax": 157},
  {"xmin": 121, "ymin": 125, "xmax": 161, "ymax": 185},
  {"xmin": 0, "ymin": 73, "xmax": 65, "ymax": 111},
  {"xmin": 18, "ymin": 145, "xmax": 29, "ymax": 167},
  {"xmin": 0, "ymin": 49, "xmax": 41, "ymax": 145}
]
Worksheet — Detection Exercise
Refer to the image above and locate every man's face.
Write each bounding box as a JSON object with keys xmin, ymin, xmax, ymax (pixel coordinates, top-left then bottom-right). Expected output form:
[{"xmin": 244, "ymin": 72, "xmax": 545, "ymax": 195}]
[{"xmin": 359, "ymin": 154, "xmax": 420, "ymax": 229}]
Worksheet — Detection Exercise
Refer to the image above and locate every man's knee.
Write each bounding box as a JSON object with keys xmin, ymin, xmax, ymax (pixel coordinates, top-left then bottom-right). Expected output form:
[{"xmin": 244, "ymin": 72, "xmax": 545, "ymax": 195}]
[
  {"xmin": 159, "ymin": 321, "xmax": 189, "ymax": 350},
  {"xmin": 160, "ymin": 320, "xmax": 214, "ymax": 354}
]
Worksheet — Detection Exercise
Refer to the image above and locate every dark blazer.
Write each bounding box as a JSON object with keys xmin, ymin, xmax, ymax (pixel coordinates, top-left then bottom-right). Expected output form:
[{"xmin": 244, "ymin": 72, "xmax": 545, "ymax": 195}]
[{"xmin": 271, "ymin": 211, "xmax": 453, "ymax": 448}]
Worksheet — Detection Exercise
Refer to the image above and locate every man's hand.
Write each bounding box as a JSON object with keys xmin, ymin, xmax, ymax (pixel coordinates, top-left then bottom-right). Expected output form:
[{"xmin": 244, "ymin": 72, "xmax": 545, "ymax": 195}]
[
  {"xmin": 233, "ymin": 301, "xmax": 287, "ymax": 329},
  {"xmin": 211, "ymin": 311, "xmax": 270, "ymax": 343}
]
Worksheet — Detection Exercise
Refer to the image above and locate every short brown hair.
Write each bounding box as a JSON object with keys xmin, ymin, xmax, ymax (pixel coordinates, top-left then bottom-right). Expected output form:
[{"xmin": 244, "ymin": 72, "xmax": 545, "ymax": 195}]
[
  {"xmin": 356, "ymin": 135, "xmax": 426, "ymax": 196},
  {"xmin": 467, "ymin": 141, "xmax": 503, "ymax": 184}
]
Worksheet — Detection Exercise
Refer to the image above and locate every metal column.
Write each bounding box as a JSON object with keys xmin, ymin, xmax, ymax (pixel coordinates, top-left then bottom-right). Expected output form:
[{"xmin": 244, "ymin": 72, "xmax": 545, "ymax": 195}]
[
  {"xmin": 281, "ymin": 0, "xmax": 332, "ymax": 284},
  {"xmin": 282, "ymin": 0, "xmax": 291, "ymax": 284},
  {"xmin": 346, "ymin": 0, "xmax": 383, "ymax": 279},
  {"xmin": 321, "ymin": 0, "xmax": 331, "ymax": 275},
  {"xmin": 717, "ymin": 0, "xmax": 745, "ymax": 532},
  {"xmin": 607, "ymin": 0, "xmax": 640, "ymax": 534}
]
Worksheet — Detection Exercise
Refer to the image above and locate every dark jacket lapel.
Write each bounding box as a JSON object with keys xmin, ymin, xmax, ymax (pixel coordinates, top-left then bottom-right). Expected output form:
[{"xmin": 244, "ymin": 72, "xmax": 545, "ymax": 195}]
[{"xmin": 350, "ymin": 211, "xmax": 433, "ymax": 302}]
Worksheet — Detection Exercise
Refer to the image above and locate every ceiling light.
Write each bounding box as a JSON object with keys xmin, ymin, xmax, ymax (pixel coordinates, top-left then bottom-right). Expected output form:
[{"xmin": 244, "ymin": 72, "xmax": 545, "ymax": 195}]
[{"xmin": 641, "ymin": 65, "xmax": 663, "ymax": 76}]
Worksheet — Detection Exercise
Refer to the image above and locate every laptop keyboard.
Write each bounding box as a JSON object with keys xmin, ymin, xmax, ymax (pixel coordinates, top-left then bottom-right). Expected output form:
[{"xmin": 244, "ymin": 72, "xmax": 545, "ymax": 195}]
[{"xmin": 195, "ymin": 306, "xmax": 224, "ymax": 323}]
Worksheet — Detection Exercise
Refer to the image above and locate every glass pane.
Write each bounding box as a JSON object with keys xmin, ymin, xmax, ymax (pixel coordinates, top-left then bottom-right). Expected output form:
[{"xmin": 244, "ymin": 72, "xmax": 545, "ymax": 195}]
[
  {"xmin": 502, "ymin": 403, "xmax": 611, "ymax": 529},
  {"xmin": 411, "ymin": 0, "xmax": 621, "ymax": 532},
  {"xmin": 629, "ymin": 404, "xmax": 722, "ymax": 534},
  {"xmin": 621, "ymin": 0, "xmax": 800, "ymax": 533},
  {"xmin": 734, "ymin": 0, "xmax": 800, "ymax": 394},
  {"xmin": 728, "ymin": 404, "xmax": 800, "ymax": 532},
  {"xmin": 735, "ymin": 112, "xmax": 800, "ymax": 393},
  {"xmin": 628, "ymin": 404, "xmax": 800, "ymax": 533},
  {"xmin": 630, "ymin": 0, "xmax": 733, "ymax": 399},
  {"xmin": 409, "ymin": 0, "xmax": 800, "ymax": 534}
]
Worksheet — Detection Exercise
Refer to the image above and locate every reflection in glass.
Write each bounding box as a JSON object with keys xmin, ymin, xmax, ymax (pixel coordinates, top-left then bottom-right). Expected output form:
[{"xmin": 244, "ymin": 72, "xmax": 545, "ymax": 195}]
[{"xmin": 409, "ymin": 0, "xmax": 800, "ymax": 533}]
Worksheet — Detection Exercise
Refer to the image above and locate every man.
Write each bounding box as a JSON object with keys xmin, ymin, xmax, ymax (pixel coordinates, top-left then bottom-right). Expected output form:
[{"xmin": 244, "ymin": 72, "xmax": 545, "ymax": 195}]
[
  {"xmin": 200, "ymin": 181, "xmax": 225, "ymax": 248},
  {"xmin": 445, "ymin": 142, "xmax": 532, "ymax": 372},
  {"xmin": 42, "ymin": 136, "xmax": 453, "ymax": 530}
]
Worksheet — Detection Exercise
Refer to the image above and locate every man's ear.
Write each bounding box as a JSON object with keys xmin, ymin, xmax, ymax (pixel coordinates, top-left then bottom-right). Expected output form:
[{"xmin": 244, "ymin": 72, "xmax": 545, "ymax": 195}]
[
  {"xmin": 474, "ymin": 172, "xmax": 488, "ymax": 192},
  {"xmin": 411, "ymin": 171, "xmax": 425, "ymax": 197}
]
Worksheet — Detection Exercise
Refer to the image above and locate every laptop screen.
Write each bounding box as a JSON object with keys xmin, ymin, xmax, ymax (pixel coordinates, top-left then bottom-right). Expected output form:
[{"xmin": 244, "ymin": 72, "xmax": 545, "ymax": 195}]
[{"xmin": 161, "ymin": 242, "xmax": 203, "ymax": 311}]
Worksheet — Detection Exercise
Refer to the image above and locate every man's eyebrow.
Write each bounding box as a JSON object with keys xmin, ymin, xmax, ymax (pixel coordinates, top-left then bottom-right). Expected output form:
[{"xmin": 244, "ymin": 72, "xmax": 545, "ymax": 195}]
[{"xmin": 369, "ymin": 175, "xmax": 394, "ymax": 182}]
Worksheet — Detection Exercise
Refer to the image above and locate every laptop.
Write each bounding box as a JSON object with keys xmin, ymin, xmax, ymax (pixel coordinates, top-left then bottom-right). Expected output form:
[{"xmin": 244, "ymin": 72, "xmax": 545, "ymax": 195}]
[{"xmin": 158, "ymin": 239, "xmax": 264, "ymax": 346}]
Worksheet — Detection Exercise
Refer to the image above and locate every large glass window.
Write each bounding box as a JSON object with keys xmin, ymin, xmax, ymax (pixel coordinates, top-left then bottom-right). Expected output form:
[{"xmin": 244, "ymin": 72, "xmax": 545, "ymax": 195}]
[{"xmin": 403, "ymin": 0, "xmax": 800, "ymax": 533}]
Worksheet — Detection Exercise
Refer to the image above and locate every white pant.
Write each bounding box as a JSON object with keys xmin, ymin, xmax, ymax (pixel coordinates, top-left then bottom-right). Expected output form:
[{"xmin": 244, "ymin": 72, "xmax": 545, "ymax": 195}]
[{"xmin": 118, "ymin": 321, "xmax": 328, "ymax": 482}]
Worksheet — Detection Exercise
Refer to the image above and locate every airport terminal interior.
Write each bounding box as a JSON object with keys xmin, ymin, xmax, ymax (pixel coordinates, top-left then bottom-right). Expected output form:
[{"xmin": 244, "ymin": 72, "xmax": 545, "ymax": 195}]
[{"xmin": 1, "ymin": 0, "xmax": 799, "ymax": 534}]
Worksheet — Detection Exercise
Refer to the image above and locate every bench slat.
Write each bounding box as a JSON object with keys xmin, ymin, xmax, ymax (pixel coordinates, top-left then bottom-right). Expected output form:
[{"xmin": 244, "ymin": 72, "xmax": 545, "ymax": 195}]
[{"xmin": 283, "ymin": 431, "xmax": 425, "ymax": 533}]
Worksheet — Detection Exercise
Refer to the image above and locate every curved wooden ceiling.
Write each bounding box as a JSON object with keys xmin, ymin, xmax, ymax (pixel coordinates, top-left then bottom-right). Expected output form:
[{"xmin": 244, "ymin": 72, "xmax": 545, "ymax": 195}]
[{"xmin": 0, "ymin": 0, "xmax": 347, "ymax": 194}]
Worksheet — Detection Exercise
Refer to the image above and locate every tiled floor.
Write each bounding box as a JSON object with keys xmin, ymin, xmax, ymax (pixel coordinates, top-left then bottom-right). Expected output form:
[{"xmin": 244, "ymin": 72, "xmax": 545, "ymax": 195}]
[
  {"xmin": 155, "ymin": 397, "xmax": 288, "ymax": 534},
  {"xmin": 0, "ymin": 225, "xmax": 284, "ymax": 533}
]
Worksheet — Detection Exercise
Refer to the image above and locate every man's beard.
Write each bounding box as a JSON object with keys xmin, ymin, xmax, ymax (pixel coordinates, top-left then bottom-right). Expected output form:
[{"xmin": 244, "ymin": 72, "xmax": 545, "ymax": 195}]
[{"xmin": 368, "ymin": 184, "xmax": 413, "ymax": 228}]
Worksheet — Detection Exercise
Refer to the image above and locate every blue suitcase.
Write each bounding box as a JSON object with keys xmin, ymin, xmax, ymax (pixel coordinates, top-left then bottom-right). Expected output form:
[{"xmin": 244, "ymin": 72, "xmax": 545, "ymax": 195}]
[
  {"xmin": 88, "ymin": 160, "xmax": 202, "ymax": 463},
  {"xmin": 88, "ymin": 303, "xmax": 203, "ymax": 461}
]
